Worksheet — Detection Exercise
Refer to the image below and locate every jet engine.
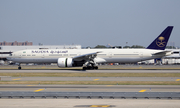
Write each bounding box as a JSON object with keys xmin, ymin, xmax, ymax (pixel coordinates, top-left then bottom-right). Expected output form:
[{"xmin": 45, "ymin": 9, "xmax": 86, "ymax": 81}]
[{"xmin": 57, "ymin": 58, "xmax": 73, "ymax": 67}]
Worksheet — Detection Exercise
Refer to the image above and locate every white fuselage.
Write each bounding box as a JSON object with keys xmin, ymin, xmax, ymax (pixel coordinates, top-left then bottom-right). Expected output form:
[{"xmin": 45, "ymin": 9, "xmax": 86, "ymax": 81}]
[{"xmin": 7, "ymin": 49, "xmax": 171, "ymax": 64}]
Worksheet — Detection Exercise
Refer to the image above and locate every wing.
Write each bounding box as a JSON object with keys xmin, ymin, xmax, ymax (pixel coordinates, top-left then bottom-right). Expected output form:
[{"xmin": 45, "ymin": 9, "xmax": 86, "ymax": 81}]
[
  {"xmin": 73, "ymin": 51, "xmax": 102, "ymax": 61},
  {"xmin": 152, "ymin": 51, "xmax": 172, "ymax": 56}
]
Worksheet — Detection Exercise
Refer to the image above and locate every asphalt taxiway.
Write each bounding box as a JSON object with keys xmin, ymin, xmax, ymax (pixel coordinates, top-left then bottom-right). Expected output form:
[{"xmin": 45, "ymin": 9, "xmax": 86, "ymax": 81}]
[
  {"xmin": 0, "ymin": 69, "xmax": 180, "ymax": 73},
  {"xmin": 1, "ymin": 77, "xmax": 180, "ymax": 81},
  {"xmin": 0, "ymin": 85, "xmax": 180, "ymax": 92},
  {"xmin": 0, "ymin": 66, "xmax": 180, "ymax": 108},
  {"xmin": 1, "ymin": 65, "xmax": 180, "ymax": 72},
  {"xmin": 0, "ymin": 67, "xmax": 180, "ymax": 92},
  {"xmin": 1, "ymin": 99, "xmax": 180, "ymax": 108}
]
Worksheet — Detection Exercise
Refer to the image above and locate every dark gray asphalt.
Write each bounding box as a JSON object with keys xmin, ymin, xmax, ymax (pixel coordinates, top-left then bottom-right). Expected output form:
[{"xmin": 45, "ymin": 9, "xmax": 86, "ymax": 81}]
[
  {"xmin": 0, "ymin": 91, "xmax": 180, "ymax": 99},
  {"xmin": 0, "ymin": 67, "xmax": 180, "ymax": 100},
  {"xmin": 0, "ymin": 69, "xmax": 180, "ymax": 73},
  {"xmin": 2, "ymin": 77, "xmax": 180, "ymax": 81},
  {"xmin": 0, "ymin": 85, "xmax": 180, "ymax": 92}
]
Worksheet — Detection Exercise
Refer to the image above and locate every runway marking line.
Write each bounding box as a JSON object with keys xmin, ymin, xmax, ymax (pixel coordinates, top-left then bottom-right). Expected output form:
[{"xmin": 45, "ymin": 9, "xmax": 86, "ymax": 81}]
[
  {"xmin": 176, "ymin": 79, "xmax": 180, "ymax": 81},
  {"xmin": 139, "ymin": 90, "xmax": 146, "ymax": 92},
  {"xmin": 90, "ymin": 105, "xmax": 110, "ymax": 107},
  {"xmin": 27, "ymin": 85, "xmax": 37, "ymax": 86},
  {"xmin": 12, "ymin": 78, "xmax": 21, "ymax": 81},
  {"xmin": 106, "ymin": 85, "xmax": 113, "ymax": 87},
  {"xmin": 34, "ymin": 89, "xmax": 44, "ymax": 92},
  {"xmin": 93, "ymin": 79, "xmax": 99, "ymax": 81}
]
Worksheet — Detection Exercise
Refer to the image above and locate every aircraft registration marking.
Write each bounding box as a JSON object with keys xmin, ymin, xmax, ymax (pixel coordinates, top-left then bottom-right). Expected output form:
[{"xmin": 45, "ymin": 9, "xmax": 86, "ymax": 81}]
[
  {"xmin": 34, "ymin": 89, "xmax": 44, "ymax": 92},
  {"xmin": 176, "ymin": 79, "xmax": 180, "ymax": 81},
  {"xmin": 12, "ymin": 78, "xmax": 21, "ymax": 81},
  {"xmin": 93, "ymin": 79, "xmax": 99, "ymax": 81},
  {"xmin": 139, "ymin": 90, "xmax": 146, "ymax": 92}
]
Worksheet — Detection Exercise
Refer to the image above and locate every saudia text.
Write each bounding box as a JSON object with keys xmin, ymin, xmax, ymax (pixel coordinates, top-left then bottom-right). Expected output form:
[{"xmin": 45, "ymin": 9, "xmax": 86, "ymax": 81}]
[{"xmin": 31, "ymin": 50, "xmax": 68, "ymax": 54}]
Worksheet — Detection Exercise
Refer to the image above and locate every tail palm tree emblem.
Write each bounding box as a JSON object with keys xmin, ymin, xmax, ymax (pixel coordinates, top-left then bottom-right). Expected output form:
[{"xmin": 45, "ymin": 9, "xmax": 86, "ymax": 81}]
[{"xmin": 156, "ymin": 36, "xmax": 166, "ymax": 47}]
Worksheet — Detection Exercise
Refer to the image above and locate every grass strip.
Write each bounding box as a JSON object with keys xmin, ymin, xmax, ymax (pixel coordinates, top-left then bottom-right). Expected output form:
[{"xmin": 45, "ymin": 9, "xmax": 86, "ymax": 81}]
[
  {"xmin": 0, "ymin": 81, "xmax": 179, "ymax": 85},
  {"xmin": 0, "ymin": 73, "xmax": 180, "ymax": 77}
]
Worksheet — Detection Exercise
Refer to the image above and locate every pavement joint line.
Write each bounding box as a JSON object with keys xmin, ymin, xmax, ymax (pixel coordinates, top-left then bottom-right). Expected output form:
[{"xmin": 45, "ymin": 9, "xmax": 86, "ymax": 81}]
[
  {"xmin": 34, "ymin": 89, "xmax": 44, "ymax": 92},
  {"xmin": 139, "ymin": 90, "xmax": 146, "ymax": 92}
]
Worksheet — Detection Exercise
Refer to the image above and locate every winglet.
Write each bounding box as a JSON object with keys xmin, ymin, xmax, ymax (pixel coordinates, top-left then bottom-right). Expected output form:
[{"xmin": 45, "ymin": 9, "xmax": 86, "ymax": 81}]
[{"xmin": 146, "ymin": 26, "xmax": 173, "ymax": 50}]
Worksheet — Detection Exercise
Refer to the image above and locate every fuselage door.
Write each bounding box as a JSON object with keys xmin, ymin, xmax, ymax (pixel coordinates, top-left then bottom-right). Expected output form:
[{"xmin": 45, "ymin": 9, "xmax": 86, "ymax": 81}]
[
  {"xmin": 140, "ymin": 52, "xmax": 143, "ymax": 58},
  {"xmin": 18, "ymin": 53, "xmax": 21, "ymax": 58},
  {"xmin": 77, "ymin": 52, "xmax": 81, "ymax": 56}
]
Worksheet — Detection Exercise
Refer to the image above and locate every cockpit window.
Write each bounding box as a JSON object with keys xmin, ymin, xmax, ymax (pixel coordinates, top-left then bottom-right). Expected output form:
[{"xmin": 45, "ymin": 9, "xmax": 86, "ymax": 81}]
[{"xmin": 9, "ymin": 54, "xmax": 12, "ymax": 56}]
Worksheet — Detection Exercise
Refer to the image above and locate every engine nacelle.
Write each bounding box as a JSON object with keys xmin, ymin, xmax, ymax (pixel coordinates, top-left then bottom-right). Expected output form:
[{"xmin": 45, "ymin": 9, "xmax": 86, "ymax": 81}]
[{"xmin": 57, "ymin": 58, "xmax": 73, "ymax": 67}]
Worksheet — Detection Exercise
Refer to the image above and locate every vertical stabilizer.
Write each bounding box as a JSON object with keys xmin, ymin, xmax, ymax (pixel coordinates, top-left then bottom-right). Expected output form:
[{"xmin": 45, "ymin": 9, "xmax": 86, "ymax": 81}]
[{"xmin": 146, "ymin": 26, "xmax": 173, "ymax": 50}]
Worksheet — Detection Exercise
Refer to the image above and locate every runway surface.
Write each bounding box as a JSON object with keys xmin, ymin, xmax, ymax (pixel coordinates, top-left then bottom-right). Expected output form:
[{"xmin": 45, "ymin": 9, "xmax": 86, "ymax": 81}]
[
  {"xmin": 1, "ymin": 99, "xmax": 180, "ymax": 108},
  {"xmin": 0, "ymin": 66, "xmax": 180, "ymax": 108},
  {"xmin": 0, "ymin": 85, "xmax": 180, "ymax": 92},
  {"xmin": 1, "ymin": 77, "xmax": 180, "ymax": 81},
  {"xmin": 0, "ymin": 69, "xmax": 180, "ymax": 73},
  {"xmin": 0, "ymin": 67, "xmax": 180, "ymax": 92},
  {"xmin": 0, "ymin": 65, "xmax": 180, "ymax": 72}
]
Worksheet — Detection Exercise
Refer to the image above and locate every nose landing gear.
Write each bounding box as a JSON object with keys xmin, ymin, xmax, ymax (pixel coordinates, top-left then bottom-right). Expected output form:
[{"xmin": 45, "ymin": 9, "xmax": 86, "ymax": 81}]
[{"xmin": 18, "ymin": 64, "xmax": 21, "ymax": 70}]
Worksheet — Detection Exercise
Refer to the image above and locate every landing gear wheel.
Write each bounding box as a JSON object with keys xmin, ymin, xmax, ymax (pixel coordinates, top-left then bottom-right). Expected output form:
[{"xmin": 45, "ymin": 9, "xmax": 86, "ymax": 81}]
[
  {"xmin": 83, "ymin": 67, "xmax": 87, "ymax": 70},
  {"xmin": 18, "ymin": 67, "xmax": 21, "ymax": 70},
  {"xmin": 82, "ymin": 66, "xmax": 98, "ymax": 70},
  {"xmin": 94, "ymin": 66, "xmax": 98, "ymax": 70},
  {"xmin": 87, "ymin": 66, "xmax": 93, "ymax": 70},
  {"xmin": 18, "ymin": 63, "xmax": 21, "ymax": 70}
]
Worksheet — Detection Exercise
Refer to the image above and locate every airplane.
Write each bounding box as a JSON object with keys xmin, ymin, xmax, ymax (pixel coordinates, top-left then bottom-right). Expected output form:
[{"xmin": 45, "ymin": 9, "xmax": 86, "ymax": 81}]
[
  {"xmin": 163, "ymin": 50, "xmax": 180, "ymax": 59},
  {"xmin": 7, "ymin": 26, "xmax": 173, "ymax": 70}
]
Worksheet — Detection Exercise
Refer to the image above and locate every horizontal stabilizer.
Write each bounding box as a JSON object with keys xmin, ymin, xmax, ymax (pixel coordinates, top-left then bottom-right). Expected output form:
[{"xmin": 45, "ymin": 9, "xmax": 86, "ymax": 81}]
[{"xmin": 152, "ymin": 51, "xmax": 172, "ymax": 56}]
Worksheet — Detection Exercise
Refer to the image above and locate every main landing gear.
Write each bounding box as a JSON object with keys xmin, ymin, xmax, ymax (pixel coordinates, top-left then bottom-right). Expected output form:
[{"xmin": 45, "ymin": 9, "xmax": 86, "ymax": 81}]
[
  {"xmin": 82, "ymin": 60, "xmax": 98, "ymax": 70},
  {"xmin": 82, "ymin": 66, "xmax": 98, "ymax": 70}
]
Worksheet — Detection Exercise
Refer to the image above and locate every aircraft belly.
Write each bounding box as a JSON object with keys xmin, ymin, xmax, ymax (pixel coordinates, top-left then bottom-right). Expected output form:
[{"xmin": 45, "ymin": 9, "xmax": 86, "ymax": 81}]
[
  {"xmin": 11, "ymin": 58, "xmax": 57, "ymax": 63},
  {"xmin": 102, "ymin": 58, "xmax": 141, "ymax": 63}
]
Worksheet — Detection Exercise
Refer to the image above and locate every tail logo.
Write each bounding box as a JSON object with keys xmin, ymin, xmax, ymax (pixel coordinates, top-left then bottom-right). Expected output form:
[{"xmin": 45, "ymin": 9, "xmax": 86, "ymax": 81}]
[{"xmin": 156, "ymin": 36, "xmax": 166, "ymax": 47}]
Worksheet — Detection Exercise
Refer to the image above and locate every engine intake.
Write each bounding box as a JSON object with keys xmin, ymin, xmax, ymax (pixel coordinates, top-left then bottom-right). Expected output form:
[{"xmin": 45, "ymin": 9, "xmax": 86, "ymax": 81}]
[{"xmin": 57, "ymin": 58, "xmax": 73, "ymax": 67}]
